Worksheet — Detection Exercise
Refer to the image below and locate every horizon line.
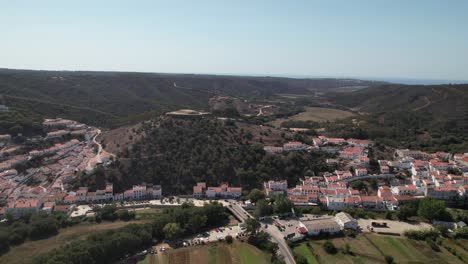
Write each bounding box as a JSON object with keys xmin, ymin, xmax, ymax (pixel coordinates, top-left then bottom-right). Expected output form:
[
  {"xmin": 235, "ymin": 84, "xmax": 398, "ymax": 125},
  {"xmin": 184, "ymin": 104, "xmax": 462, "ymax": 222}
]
[{"xmin": 1, "ymin": 67, "xmax": 468, "ymax": 85}]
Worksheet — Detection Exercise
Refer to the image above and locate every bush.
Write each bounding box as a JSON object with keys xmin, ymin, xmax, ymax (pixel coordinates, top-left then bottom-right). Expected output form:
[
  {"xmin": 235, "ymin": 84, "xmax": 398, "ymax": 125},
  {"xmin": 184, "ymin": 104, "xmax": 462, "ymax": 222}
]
[
  {"xmin": 385, "ymin": 255, "xmax": 394, "ymax": 264},
  {"xmin": 294, "ymin": 254, "xmax": 308, "ymax": 264},
  {"xmin": 343, "ymin": 229, "xmax": 356, "ymax": 237},
  {"xmin": 323, "ymin": 240, "xmax": 337, "ymax": 254},
  {"xmin": 342, "ymin": 243, "xmax": 351, "ymax": 254},
  {"xmin": 404, "ymin": 229, "xmax": 440, "ymax": 241},
  {"xmin": 426, "ymin": 238, "xmax": 440, "ymax": 251}
]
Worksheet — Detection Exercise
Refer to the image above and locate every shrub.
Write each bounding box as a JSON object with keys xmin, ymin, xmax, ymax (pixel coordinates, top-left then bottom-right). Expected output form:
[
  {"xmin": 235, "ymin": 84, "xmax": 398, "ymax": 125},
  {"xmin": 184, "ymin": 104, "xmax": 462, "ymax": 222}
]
[
  {"xmin": 425, "ymin": 238, "xmax": 440, "ymax": 252},
  {"xmin": 294, "ymin": 254, "xmax": 308, "ymax": 264},
  {"xmin": 323, "ymin": 240, "xmax": 337, "ymax": 254},
  {"xmin": 385, "ymin": 255, "xmax": 394, "ymax": 264},
  {"xmin": 404, "ymin": 229, "xmax": 439, "ymax": 241},
  {"xmin": 342, "ymin": 243, "xmax": 351, "ymax": 254},
  {"xmin": 225, "ymin": 235, "xmax": 233, "ymax": 244}
]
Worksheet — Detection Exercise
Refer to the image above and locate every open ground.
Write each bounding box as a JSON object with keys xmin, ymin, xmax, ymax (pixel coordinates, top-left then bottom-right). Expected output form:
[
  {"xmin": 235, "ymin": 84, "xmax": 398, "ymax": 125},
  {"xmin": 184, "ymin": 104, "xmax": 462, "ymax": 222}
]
[
  {"xmin": 292, "ymin": 233, "xmax": 468, "ymax": 264},
  {"xmin": 269, "ymin": 107, "xmax": 355, "ymax": 127},
  {"xmin": 0, "ymin": 219, "xmax": 153, "ymax": 264},
  {"xmin": 139, "ymin": 242, "xmax": 270, "ymax": 264}
]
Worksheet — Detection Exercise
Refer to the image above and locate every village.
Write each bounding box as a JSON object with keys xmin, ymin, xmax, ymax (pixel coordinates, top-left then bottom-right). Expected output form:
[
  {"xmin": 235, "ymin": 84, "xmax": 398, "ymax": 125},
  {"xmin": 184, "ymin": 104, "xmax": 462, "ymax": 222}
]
[{"xmin": 1, "ymin": 118, "xmax": 467, "ymax": 243}]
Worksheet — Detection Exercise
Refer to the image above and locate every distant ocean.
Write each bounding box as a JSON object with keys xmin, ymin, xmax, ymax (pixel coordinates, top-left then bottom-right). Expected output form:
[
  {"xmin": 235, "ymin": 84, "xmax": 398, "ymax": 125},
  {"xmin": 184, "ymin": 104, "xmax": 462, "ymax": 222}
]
[{"xmin": 205, "ymin": 72, "xmax": 468, "ymax": 85}]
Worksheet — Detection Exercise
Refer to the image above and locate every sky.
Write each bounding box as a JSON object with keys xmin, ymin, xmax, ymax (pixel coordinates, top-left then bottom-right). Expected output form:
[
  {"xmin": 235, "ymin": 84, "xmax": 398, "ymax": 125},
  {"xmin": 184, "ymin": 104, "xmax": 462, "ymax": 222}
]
[{"xmin": 1, "ymin": 0, "xmax": 468, "ymax": 82}]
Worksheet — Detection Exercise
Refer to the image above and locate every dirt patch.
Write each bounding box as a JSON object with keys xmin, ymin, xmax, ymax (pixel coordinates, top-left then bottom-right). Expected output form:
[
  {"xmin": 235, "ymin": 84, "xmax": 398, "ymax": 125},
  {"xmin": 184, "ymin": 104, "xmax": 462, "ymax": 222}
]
[
  {"xmin": 236, "ymin": 122, "xmax": 291, "ymax": 146},
  {"xmin": 100, "ymin": 123, "xmax": 144, "ymax": 154},
  {"xmin": 269, "ymin": 107, "xmax": 355, "ymax": 127}
]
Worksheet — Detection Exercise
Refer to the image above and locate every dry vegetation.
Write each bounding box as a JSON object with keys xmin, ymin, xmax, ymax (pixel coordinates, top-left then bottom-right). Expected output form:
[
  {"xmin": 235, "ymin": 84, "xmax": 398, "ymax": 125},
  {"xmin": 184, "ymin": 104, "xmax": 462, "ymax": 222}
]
[
  {"xmin": 0, "ymin": 219, "xmax": 151, "ymax": 264},
  {"xmin": 269, "ymin": 107, "xmax": 355, "ymax": 127},
  {"xmin": 100, "ymin": 122, "xmax": 144, "ymax": 154}
]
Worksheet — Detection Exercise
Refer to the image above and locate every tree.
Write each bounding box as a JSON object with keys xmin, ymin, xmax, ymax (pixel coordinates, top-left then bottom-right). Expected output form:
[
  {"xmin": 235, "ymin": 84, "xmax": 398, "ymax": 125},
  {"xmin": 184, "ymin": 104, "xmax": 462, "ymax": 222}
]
[
  {"xmin": 163, "ymin": 223, "xmax": 183, "ymax": 240},
  {"xmin": 396, "ymin": 202, "xmax": 418, "ymax": 221},
  {"xmin": 350, "ymin": 180, "xmax": 367, "ymax": 192},
  {"xmin": 273, "ymin": 195, "xmax": 292, "ymax": 215},
  {"xmin": 418, "ymin": 197, "xmax": 448, "ymax": 221},
  {"xmin": 187, "ymin": 214, "xmax": 207, "ymax": 233},
  {"xmin": 248, "ymin": 189, "xmax": 265, "ymax": 203},
  {"xmin": 29, "ymin": 214, "xmax": 59, "ymax": 240},
  {"xmin": 254, "ymin": 199, "xmax": 272, "ymax": 218},
  {"xmin": 385, "ymin": 211, "xmax": 393, "ymax": 220},
  {"xmin": 248, "ymin": 231, "xmax": 278, "ymax": 255},
  {"xmin": 323, "ymin": 240, "xmax": 337, "ymax": 254},
  {"xmin": 0, "ymin": 230, "xmax": 9, "ymax": 253},
  {"xmin": 225, "ymin": 235, "xmax": 233, "ymax": 244},
  {"xmin": 245, "ymin": 218, "xmax": 261, "ymax": 235}
]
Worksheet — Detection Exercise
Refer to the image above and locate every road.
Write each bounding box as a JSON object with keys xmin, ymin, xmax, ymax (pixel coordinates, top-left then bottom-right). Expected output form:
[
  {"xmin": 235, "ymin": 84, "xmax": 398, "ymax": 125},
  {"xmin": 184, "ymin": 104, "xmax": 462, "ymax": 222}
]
[
  {"xmin": 228, "ymin": 202, "xmax": 296, "ymax": 264},
  {"xmin": 93, "ymin": 129, "xmax": 103, "ymax": 162}
]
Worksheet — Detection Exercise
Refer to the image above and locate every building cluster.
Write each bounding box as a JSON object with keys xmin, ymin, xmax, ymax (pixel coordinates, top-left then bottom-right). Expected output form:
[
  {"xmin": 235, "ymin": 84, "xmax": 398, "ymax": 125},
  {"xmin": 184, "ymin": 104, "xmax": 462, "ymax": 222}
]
[
  {"xmin": 2, "ymin": 183, "xmax": 162, "ymax": 218},
  {"xmin": 264, "ymin": 146, "xmax": 468, "ymax": 212},
  {"xmin": 282, "ymin": 212, "xmax": 358, "ymax": 241},
  {"xmin": 43, "ymin": 118, "xmax": 93, "ymax": 140},
  {"xmin": 193, "ymin": 182, "xmax": 242, "ymax": 199},
  {"xmin": 0, "ymin": 118, "xmax": 119, "ymax": 218}
]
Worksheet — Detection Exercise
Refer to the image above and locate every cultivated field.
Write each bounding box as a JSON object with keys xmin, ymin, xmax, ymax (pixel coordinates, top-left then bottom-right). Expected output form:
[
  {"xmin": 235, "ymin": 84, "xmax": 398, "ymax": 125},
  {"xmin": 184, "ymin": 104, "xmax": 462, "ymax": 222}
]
[
  {"xmin": 140, "ymin": 242, "xmax": 270, "ymax": 264},
  {"xmin": 293, "ymin": 234, "xmax": 468, "ymax": 264},
  {"xmin": 0, "ymin": 219, "xmax": 151, "ymax": 264},
  {"xmin": 270, "ymin": 107, "xmax": 355, "ymax": 127}
]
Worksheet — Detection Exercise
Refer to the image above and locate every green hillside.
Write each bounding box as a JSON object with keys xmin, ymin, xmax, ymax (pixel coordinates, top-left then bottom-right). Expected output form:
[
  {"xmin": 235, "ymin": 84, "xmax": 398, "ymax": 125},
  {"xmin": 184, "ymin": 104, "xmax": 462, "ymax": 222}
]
[{"xmin": 0, "ymin": 69, "xmax": 378, "ymax": 127}]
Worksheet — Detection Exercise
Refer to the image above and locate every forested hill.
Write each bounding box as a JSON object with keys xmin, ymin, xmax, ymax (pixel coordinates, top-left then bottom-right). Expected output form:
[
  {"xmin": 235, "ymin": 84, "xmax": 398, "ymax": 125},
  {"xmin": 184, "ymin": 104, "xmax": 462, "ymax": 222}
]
[
  {"xmin": 326, "ymin": 83, "xmax": 468, "ymax": 153},
  {"xmin": 104, "ymin": 118, "xmax": 333, "ymax": 194},
  {"xmin": 331, "ymin": 83, "xmax": 468, "ymax": 119},
  {"xmin": 0, "ymin": 68, "xmax": 379, "ymax": 127}
]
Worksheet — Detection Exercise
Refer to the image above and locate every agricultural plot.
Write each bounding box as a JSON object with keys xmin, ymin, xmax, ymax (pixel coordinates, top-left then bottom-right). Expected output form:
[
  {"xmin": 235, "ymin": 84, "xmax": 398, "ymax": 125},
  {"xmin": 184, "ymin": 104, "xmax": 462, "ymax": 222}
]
[
  {"xmin": 141, "ymin": 242, "xmax": 269, "ymax": 264},
  {"xmin": 293, "ymin": 234, "xmax": 468, "ymax": 264}
]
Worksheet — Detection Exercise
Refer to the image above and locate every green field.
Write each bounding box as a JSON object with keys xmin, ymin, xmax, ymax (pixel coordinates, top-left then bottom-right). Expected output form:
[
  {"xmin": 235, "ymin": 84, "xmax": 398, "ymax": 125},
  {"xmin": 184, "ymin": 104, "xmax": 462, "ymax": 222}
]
[
  {"xmin": 293, "ymin": 234, "xmax": 468, "ymax": 264},
  {"xmin": 140, "ymin": 242, "xmax": 270, "ymax": 264},
  {"xmin": 270, "ymin": 106, "xmax": 355, "ymax": 127},
  {"xmin": 0, "ymin": 219, "xmax": 152, "ymax": 264}
]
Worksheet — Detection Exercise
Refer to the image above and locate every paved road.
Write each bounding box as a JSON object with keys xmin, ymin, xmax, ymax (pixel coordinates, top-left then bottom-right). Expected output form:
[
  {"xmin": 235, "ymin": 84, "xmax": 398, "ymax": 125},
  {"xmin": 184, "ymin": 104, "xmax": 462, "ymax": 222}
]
[
  {"xmin": 228, "ymin": 202, "xmax": 296, "ymax": 264},
  {"xmin": 262, "ymin": 223, "xmax": 296, "ymax": 264}
]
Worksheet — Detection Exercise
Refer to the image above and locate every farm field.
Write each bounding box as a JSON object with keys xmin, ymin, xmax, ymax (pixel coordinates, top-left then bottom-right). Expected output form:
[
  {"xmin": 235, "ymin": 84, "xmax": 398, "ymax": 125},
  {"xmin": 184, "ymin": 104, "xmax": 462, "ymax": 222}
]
[
  {"xmin": 140, "ymin": 242, "xmax": 270, "ymax": 264},
  {"xmin": 269, "ymin": 107, "xmax": 355, "ymax": 127},
  {"xmin": 0, "ymin": 219, "xmax": 152, "ymax": 264},
  {"xmin": 292, "ymin": 234, "xmax": 468, "ymax": 264}
]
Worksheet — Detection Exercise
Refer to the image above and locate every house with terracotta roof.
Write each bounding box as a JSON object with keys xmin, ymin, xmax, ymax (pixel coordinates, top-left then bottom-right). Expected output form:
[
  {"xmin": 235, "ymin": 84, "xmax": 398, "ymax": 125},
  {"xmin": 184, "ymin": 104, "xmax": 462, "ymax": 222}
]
[
  {"xmin": 283, "ymin": 141, "xmax": 308, "ymax": 151},
  {"xmin": 426, "ymin": 186, "xmax": 459, "ymax": 201},
  {"xmin": 193, "ymin": 182, "xmax": 206, "ymax": 198},
  {"xmin": 380, "ymin": 165, "xmax": 390, "ymax": 174},
  {"xmin": 355, "ymin": 168, "xmax": 368, "ymax": 177},
  {"xmin": 391, "ymin": 185, "xmax": 417, "ymax": 196},
  {"xmin": 360, "ymin": 195, "xmax": 385, "ymax": 210},
  {"xmin": 326, "ymin": 197, "xmax": 345, "ymax": 210},
  {"xmin": 6, "ymin": 199, "xmax": 43, "ymax": 218},
  {"xmin": 263, "ymin": 146, "xmax": 283, "ymax": 154}
]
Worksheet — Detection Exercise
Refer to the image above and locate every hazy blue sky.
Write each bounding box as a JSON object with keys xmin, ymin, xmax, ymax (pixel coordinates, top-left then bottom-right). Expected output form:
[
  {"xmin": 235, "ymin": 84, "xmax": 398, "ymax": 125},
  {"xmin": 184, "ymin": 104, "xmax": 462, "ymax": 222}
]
[{"xmin": 1, "ymin": 0, "xmax": 468, "ymax": 81}]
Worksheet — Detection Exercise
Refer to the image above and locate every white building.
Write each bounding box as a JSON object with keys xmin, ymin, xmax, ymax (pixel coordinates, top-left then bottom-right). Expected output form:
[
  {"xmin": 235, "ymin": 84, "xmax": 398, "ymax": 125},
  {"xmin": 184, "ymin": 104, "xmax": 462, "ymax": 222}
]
[
  {"xmin": 335, "ymin": 212, "xmax": 358, "ymax": 230},
  {"xmin": 264, "ymin": 180, "xmax": 288, "ymax": 196}
]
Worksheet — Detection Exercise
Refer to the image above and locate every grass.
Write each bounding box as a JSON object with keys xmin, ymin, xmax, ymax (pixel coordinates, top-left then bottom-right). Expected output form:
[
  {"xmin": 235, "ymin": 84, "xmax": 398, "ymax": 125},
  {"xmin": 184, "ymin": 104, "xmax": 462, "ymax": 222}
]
[
  {"xmin": 293, "ymin": 243, "xmax": 319, "ymax": 264},
  {"xmin": 142, "ymin": 242, "xmax": 269, "ymax": 264},
  {"xmin": 269, "ymin": 106, "xmax": 355, "ymax": 127},
  {"xmin": 292, "ymin": 234, "xmax": 468, "ymax": 264},
  {"xmin": 0, "ymin": 219, "xmax": 151, "ymax": 264},
  {"xmin": 234, "ymin": 243, "xmax": 270, "ymax": 264}
]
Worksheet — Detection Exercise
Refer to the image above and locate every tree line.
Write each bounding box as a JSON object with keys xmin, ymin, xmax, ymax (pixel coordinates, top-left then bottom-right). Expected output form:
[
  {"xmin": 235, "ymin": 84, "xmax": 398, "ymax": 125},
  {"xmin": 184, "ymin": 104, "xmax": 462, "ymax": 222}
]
[{"xmin": 33, "ymin": 202, "xmax": 228, "ymax": 264}]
